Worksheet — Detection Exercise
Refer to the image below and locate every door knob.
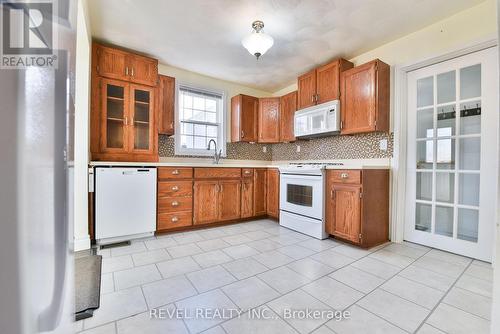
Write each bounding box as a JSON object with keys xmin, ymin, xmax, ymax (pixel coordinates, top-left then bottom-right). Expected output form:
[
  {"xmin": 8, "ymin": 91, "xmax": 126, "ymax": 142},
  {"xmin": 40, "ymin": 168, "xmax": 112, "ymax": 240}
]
[
  {"xmin": 171, "ymin": 216, "xmax": 178, "ymax": 222},
  {"xmin": 172, "ymin": 169, "xmax": 179, "ymax": 175},
  {"xmin": 171, "ymin": 185, "xmax": 179, "ymax": 191},
  {"xmin": 171, "ymin": 201, "xmax": 179, "ymax": 206},
  {"xmin": 340, "ymin": 173, "xmax": 348, "ymax": 179}
]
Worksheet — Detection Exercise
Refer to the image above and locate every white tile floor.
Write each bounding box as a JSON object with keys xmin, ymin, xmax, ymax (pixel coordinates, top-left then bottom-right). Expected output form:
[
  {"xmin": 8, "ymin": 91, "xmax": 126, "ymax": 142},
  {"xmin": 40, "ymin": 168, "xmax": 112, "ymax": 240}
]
[{"xmin": 76, "ymin": 219, "xmax": 493, "ymax": 334}]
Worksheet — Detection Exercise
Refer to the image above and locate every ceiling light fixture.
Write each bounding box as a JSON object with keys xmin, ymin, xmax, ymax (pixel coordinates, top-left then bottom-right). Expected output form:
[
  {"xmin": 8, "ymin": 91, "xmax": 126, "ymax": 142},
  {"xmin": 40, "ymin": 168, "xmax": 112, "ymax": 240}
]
[{"xmin": 241, "ymin": 20, "xmax": 274, "ymax": 60}]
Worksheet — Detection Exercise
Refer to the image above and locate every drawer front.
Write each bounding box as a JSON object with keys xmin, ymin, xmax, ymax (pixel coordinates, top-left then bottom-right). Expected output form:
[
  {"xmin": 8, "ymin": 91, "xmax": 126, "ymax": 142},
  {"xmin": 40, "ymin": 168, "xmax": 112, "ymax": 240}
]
[
  {"xmin": 158, "ymin": 196, "xmax": 192, "ymax": 213},
  {"xmin": 157, "ymin": 211, "xmax": 192, "ymax": 230},
  {"xmin": 158, "ymin": 181, "xmax": 193, "ymax": 197},
  {"xmin": 194, "ymin": 168, "xmax": 241, "ymax": 179},
  {"xmin": 242, "ymin": 168, "xmax": 254, "ymax": 178},
  {"xmin": 158, "ymin": 167, "xmax": 193, "ymax": 180},
  {"xmin": 329, "ymin": 170, "xmax": 362, "ymax": 184}
]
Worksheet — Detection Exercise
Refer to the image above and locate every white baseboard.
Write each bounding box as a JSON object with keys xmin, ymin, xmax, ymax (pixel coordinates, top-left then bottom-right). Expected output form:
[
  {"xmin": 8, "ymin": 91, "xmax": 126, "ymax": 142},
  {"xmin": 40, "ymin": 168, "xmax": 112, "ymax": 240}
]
[{"xmin": 74, "ymin": 235, "xmax": 91, "ymax": 252}]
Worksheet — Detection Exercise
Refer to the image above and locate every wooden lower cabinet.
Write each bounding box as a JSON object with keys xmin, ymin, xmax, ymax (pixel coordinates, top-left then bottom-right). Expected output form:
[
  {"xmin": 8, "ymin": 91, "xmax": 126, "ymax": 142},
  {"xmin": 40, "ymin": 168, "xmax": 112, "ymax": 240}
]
[
  {"xmin": 266, "ymin": 168, "xmax": 280, "ymax": 219},
  {"xmin": 241, "ymin": 178, "xmax": 254, "ymax": 218},
  {"xmin": 253, "ymin": 169, "xmax": 267, "ymax": 216},
  {"xmin": 157, "ymin": 167, "xmax": 194, "ymax": 232},
  {"xmin": 325, "ymin": 169, "xmax": 389, "ymax": 247},
  {"xmin": 193, "ymin": 180, "xmax": 219, "ymax": 224},
  {"xmin": 157, "ymin": 167, "xmax": 279, "ymax": 233},
  {"xmin": 219, "ymin": 180, "xmax": 241, "ymax": 221}
]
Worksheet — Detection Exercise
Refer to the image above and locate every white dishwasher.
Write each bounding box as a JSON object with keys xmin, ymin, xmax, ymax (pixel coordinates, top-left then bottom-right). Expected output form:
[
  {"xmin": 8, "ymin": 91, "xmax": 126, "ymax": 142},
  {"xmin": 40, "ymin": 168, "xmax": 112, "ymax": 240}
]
[{"xmin": 95, "ymin": 167, "xmax": 157, "ymax": 244}]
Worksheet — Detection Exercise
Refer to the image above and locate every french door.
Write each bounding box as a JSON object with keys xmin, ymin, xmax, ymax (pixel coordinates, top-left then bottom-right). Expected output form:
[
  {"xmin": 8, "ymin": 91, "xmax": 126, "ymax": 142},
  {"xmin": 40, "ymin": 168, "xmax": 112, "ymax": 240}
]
[{"xmin": 405, "ymin": 47, "xmax": 498, "ymax": 261}]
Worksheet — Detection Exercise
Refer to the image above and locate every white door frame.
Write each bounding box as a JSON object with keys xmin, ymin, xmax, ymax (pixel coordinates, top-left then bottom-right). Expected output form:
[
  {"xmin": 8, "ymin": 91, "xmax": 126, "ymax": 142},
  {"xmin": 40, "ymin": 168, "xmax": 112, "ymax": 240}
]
[{"xmin": 391, "ymin": 39, "xmax": 498, "ymax": 247}]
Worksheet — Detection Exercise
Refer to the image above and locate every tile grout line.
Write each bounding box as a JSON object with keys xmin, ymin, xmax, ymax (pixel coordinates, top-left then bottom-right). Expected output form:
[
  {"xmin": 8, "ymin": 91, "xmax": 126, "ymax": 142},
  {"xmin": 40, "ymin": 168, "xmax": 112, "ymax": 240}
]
[
  {"xmin": 320, "ymin": 244, "xmax": 435, "ymax": 334},
  {"xmin": 412, "ymin": 259, "xmax": 474, "ymax": 333}
]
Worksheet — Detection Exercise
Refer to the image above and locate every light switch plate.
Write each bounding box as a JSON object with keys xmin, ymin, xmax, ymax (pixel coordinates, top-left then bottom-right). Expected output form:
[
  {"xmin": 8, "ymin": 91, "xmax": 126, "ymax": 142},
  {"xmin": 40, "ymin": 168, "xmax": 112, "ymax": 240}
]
[{"xmin": 379, "ymin": 139, "xmax": 388, "ymax": 151}]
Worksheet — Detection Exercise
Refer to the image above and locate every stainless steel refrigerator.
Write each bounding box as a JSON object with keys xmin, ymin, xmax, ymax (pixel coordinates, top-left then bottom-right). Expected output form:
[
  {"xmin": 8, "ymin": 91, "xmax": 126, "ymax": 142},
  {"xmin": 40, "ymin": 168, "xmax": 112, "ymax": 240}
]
[{"xmin": 0, "ymin": 1, "xmax": 77, "ymax": 333}]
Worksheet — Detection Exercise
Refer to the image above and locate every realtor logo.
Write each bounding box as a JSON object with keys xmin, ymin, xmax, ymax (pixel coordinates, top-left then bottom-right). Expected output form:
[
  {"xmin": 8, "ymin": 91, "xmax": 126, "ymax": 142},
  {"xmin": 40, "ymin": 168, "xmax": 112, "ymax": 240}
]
[{"xmin": 1, "ymin": 0, "xmax": 57, "ymax": 68}]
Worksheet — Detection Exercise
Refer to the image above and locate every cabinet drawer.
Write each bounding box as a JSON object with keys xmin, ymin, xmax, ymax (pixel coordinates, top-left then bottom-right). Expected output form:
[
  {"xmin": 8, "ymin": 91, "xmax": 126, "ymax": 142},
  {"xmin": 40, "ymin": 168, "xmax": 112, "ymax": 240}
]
[
  {"xmin": 329, "ymin": 170, "xmax": 361, "ymax": 184},
  {"xmin": 158, "ymin": 181, "xmax": 193, "ymax": 197},
  {"xmin": 158, "ymin": 167, "xmax": 193, "ymax": 180},
  {"xmin": 242, "ymin": 168, "xmax": 254, "ymax": 178},
  {"xmin": 158, "ymin": 197, "xmax": 192, "ymax": 213},
  {"xmin": 157, "ymin": 211, "xmax": 192, "ymax": 230},
  {"xmin": 194, "ymin": 168, "xmax": 241, "ymax": 179}
]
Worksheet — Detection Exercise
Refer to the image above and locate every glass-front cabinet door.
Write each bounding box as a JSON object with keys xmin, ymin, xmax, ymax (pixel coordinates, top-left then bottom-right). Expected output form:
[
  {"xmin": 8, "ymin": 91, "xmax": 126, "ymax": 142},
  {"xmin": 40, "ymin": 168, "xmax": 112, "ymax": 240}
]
[
  {"xmin": 129, "ymin": 84, "xmax": 155, "ymax": 154},
  {"xmin": 100, "ymin": 78, "xmax": 129, "ymax": 153},
  {"xmin": 405, "ymin": 47, "xmax": 498, "ymax": 261}
]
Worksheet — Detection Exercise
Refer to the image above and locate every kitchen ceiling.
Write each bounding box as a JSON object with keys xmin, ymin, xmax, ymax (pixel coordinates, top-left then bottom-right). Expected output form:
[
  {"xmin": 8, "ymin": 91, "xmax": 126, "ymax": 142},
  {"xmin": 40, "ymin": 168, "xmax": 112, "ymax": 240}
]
[{"xmin": 87, "ymin": 0, "xmax": 484, "ymax": 92}]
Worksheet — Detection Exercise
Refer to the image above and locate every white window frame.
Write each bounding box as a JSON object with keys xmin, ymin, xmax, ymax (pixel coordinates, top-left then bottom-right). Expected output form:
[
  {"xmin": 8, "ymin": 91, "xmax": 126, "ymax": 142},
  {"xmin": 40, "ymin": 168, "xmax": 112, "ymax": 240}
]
[{"xmin": 174, "ymin": 82, "xmax": 227, "ymax": 157}]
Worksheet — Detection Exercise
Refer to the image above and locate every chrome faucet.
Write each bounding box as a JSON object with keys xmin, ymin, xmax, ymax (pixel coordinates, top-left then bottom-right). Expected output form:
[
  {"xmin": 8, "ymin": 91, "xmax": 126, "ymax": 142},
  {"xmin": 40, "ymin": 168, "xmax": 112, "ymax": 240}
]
[{"xmin": 207, "ymin": 139, "xmax": 222, "ymax": 164}]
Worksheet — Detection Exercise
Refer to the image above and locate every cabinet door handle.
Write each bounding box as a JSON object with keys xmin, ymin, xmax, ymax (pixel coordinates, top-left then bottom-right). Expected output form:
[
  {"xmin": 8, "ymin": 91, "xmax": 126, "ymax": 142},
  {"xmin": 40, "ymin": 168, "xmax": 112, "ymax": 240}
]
[
  {"xmin": 340, "ymin": 173, "xmax": 348, "ymax": 179},
  {"xmin": 331, "ymin": 189, "xmax": 335, "ymax": 199},
  {"xmin": 171, "ymin": 185, "xmax": 179, "ymax": 191},
  {"xmin": 171, "ymin": 201, "xmax": 179, "ymax": 207},
  {"xmin": 219, "ymin": 184, "xmax": 223, "ymax": 192},
  {"xmin": 215, "ymin": 184, "xmax": 219, "ymax": 192},
  {"xmin": 311, "ymin": 95, "xmax": 315, "ymax": 102},
  {"xmin": 171, "ymin": 216, "xmax": 178, "ymax": 222},
  {"xmin": 124, "ymin": 117, "xmax": 128, "ymax": 126},
  {"xmin": 315, "ymin": 94, "xmax": 319, "ymax": 102},
  {"xmin": 131, "ymin": 67, "xmax": 134, "ymax": 77},
  {"xmin": 241, "ymin": 130, "xmax": 245, "ymax": 138},
  {"xmin": 244, "ymin": 170, "xmax": 250, "ymax": 175},
  {"xmin": 125, "ymin": 67, "xmax": 129, "ymax": 76},
  {"xmin": 172, "ymin": 169, "xmax": 179, "ymax": 175}
]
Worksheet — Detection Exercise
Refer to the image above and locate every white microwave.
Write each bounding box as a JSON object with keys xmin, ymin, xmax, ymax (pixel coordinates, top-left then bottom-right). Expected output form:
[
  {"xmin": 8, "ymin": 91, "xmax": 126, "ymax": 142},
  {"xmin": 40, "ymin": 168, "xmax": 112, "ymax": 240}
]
[{"xmin": 294, "ymin": 100, "xmax": 340, "ymax": 138}]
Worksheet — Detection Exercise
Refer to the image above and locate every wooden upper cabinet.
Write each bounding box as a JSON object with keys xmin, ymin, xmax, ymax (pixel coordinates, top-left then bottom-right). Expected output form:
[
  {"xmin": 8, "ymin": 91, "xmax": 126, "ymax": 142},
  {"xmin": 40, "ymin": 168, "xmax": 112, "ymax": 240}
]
[
  {"xmin": 219, "ymin": 180, "xmax": 241, "ymax": 221},
  {"xmin": 280, "ymin": 91, "xmax": 297, "ymax": 142},
  {"xmin": 340, "ymin": 59, "xmax": 390, "ymax": 134},
  {"xmin": 94, "ymin": 43, "xmax": 158, "ymax": 86},
  {"xmin": 96, "ymin": 44, "xmax": 128, "ymax": 81},
  {"xmin": 128, "ymin": 84, "xmax": 155, "ymax": 154},
  {"xmin": 297, "ymin": 69, "xmax": 316, "ymax": 110},
  {"xmin": 231, "ymin": 94, "xmax": 258, "ymax": 142},
  {"xmin": 253, "ymin": 168, "xmax": 267, "ymax": 216},
  {"xmin": 258, "ymin": 97, "xmax": 280, "ymax": 143},
  {"xmin": 100, "ymin": 78, "xmax": 130, "ymax": 153},
  {"xmin": 266, "ymin": 168, "xmax": 280, "ymax": 219},
  {"xmin": 193, "ymin": 181, "xmax": 219, "ymax": 224},
  {"xmin": 316, "ymin": 59, "xmax": 353, "ymax": 104},
  {"xmin": 158, "ymin": 75, "xmax": 175, "ymax": 135},
  {"xmin": 297, "ymin": 58, "xmax": 353, "ymax": 110},
  {"xmin": 128, "ymin": 54, "xmax": 158, "ymax": 86}
]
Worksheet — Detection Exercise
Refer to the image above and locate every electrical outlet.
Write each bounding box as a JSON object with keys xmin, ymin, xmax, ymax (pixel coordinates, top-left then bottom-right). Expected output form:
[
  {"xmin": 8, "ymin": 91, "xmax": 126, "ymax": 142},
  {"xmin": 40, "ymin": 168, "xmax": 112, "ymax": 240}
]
[
  {"xmin": 379, "ymin": 139, "xmax": 388, "ymax": 151},
  {"xmin": 296, "ymin": 145, "xmax": 301, "ymax": 153},
  {"xmin": 262, "ymin": 146, "xmax": 267, "ymax": 153}
]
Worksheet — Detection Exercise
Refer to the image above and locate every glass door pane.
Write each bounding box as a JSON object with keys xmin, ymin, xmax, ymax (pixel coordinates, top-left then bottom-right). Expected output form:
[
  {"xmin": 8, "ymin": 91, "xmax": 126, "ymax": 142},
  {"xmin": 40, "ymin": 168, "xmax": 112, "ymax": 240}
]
[
  {"xmin": 104, "ymin": 82, "xmax": 126, "ymax": 149},
  {"xmin": 131, "ymin": 86, "xmax": 152, "ymax": 151},
  {"xmin": 413, "ymin": 62, "xmax": 482, "ymax": 243}
]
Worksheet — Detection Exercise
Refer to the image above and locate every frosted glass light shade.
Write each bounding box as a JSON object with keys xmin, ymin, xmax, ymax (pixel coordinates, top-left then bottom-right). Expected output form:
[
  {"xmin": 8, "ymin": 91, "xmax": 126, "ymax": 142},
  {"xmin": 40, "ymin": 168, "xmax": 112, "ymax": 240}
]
[{"xmin": 242, "ymin": 31, "xmax": 274, "ymax": 59}]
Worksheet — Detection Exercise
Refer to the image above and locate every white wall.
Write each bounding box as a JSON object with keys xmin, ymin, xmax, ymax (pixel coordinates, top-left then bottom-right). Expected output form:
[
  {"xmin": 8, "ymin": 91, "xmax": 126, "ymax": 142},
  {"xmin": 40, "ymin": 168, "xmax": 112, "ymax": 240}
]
[
  {"xmin": 74, "ymin": 0, "xmax": 91, "ymax": 251},
  {"xmin": 158, "ymin": 64, "xmax": 271, "ymax": 141}
]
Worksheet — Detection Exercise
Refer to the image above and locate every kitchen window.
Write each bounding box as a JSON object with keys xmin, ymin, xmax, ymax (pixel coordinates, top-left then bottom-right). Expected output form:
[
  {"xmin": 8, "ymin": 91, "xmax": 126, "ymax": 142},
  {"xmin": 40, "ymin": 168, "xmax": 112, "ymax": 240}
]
[{"xmin": 175, "ymin": 84, "xmax": 226, "ymax": 156}]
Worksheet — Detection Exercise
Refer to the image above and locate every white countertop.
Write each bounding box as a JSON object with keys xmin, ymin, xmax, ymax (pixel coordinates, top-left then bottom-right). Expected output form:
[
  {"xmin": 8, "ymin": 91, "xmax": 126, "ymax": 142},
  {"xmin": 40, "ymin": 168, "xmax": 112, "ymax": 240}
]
[{"xmin": 89, "ymin": 158, "xmax": 391, "ymax": 169}]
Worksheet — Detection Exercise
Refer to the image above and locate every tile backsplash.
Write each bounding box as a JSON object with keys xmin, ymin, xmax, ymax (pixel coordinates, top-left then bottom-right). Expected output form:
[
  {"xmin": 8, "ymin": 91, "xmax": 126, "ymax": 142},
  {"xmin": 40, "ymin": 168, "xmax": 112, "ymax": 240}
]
[
  {"xmin": 159, "ymin": 132, "xmax": 393, "ymax": 161},
  {"xmin": 271, "ymin": 132, "xmax": 393, "ymax": 161},
  {"xmin": 159, "ymin": 136, "xmax": 273, "ymax": 160}
]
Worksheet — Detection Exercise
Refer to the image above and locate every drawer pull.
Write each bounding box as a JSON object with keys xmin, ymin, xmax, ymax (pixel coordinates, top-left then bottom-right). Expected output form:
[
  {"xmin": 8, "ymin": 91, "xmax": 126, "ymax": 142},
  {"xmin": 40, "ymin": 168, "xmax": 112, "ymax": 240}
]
[
  {"xmin": 171, "ymin": 185, "xmax": 179, "ymax": 191},
  {"xmin": 171, "ymin": 216, "xmax": 178, "ymax": 222},
  {"xmin": 171, "ymin": 201, "xmax": 179, "ymax": 207},
  {"xmin": 172, "ymin": 169, "xmax": 179, "ymax": 175},
  {"xmin": 340, "ymin": 173, "xmax": 349, "ymax": 179},
  {"xmin": 244, "ymin": 170, "xmax": 250, "ymax": 175}
]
